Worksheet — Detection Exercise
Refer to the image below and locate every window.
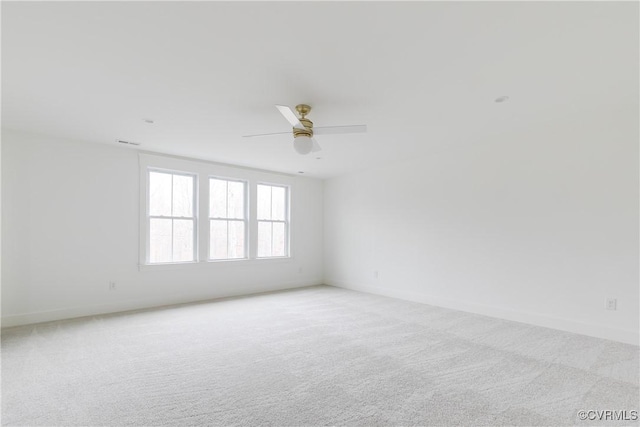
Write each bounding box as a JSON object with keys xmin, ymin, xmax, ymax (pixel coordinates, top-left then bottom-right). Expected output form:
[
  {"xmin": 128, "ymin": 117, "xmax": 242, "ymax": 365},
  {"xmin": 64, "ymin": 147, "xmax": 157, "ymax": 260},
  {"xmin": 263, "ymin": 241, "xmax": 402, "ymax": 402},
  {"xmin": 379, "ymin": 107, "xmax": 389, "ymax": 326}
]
[
  {"xmin": 147, "ymin": 170, "xmax": 196, "ymax": 263},
  {"xmin": 257, "ymin": 184, "xmax": 289, "ymax": 258},
  {"xmin": 140, "ymin": 153, "xmax": 294, "ymax": 267},
  {"xmin": 209, "ymin": 178, "xmax": 247, "ymax": 260}
]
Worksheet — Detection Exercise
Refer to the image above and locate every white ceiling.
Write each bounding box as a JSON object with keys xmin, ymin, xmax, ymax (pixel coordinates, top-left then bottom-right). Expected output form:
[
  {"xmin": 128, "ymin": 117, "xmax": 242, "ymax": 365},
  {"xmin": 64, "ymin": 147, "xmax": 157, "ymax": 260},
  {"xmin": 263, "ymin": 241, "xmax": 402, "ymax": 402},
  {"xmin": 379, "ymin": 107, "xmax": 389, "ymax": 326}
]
[{"xmin": 2, "ymin": 2, "xmax": 637, "ymax": 178}]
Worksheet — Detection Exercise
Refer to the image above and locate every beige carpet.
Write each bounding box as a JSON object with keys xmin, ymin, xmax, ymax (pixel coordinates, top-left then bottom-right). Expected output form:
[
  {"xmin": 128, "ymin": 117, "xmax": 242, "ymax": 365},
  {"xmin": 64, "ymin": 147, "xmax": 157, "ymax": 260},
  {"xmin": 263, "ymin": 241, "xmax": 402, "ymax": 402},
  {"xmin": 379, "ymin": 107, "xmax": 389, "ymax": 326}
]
[{"xmin": 2, "ymin": 285, "xmax": 638, "ymax": 426}]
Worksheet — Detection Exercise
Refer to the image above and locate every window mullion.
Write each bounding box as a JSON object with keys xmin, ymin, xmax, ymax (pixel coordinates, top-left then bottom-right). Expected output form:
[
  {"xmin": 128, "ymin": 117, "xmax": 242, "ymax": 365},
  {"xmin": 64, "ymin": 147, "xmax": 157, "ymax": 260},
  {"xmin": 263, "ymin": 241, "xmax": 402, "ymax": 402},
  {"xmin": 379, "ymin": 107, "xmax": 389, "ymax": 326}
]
[
  {"xmin": 198, "ymin": 175, "xmax": 207, "ymax": 262},
  {"xmin": 170, "ymin": 174, "xmax": 174, "ymax": 261},
  {"xmin": 170, "ymin": 174, "xmax": 174, "ymax": 218},
  {"xmin": 286, "ymin": 187, "xmax": 290, "ymax": 256},
  {"xmin": 193, "ymin": 174, "xmax": 199, "ymax": 262},
  {"xmin": 270, "ymin": 222, "xmax": 274, "ymax": 257},
  {"xmin": 226, "ymin": 182, "xmax": 230, "ymax": 258},
  {"xmin": 226, "ymin": 219, "xmax": 230, "ymax": 259},
  {"xmin": 249, "ymin": 183, "xmax": 257, "ymax": 259},
  {"xmin": 170, "ymin": 219, "xmax": 174, "ymax": 261}
]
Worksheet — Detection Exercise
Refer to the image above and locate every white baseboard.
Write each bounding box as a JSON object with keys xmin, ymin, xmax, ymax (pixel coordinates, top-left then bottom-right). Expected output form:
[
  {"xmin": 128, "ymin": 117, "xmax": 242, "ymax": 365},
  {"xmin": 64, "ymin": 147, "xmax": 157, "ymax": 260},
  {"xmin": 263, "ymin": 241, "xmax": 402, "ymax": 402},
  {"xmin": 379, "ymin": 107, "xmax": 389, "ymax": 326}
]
[
  {"xmin": 326, "ymin": 279, "xmax": 639, "ymax": 346},
  {"xmin": 1, "ymin": 280, "xmax": 323, "ymax": 328}
]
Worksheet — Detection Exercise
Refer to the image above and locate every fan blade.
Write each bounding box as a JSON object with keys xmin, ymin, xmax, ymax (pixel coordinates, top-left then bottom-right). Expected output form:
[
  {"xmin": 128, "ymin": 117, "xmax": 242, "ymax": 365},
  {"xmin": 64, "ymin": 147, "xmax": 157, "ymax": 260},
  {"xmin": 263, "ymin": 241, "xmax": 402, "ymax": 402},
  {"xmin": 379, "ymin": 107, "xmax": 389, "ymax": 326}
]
[
  {"xmin": 242, "ymin": 131, "xmax": 291, "ymax": 138},
  {"xmin": 311, "ymin": 138, "xmax": 322, "ymax": 152},
  {"xmin": 313, "ymin": 125, "xmax": 367, "ymax": 135},
  {"xmin": 275, "ymin": 105, "xmax": 306, "ymax": 130}
]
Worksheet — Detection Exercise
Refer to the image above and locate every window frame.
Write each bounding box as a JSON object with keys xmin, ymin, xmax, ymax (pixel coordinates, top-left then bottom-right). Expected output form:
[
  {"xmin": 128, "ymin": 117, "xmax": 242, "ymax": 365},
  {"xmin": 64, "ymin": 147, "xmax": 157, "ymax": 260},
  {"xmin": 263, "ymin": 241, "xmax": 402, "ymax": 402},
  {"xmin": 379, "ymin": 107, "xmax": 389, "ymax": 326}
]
[
  {"xmin": 256, "ymin": 182, "xmax": 290, "ymax": 259},
  {"xmin": 138, "ymin": 153, "xmax": 294, "ymax": 270},
  {"xmin": 208, "ymin": 176, "xmax": 249, "ymax": 261},
  {"xmin": 145, "ymin": 168, "xmax": 198, "ymax": 265}
]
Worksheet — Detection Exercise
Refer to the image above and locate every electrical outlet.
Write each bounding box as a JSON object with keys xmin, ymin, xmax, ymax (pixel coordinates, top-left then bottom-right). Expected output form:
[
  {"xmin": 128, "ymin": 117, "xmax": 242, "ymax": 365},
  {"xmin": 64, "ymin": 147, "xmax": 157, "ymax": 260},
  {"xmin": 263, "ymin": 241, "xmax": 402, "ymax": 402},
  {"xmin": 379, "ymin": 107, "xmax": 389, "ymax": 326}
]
[
  {"xmin": 109, "ymin": 281, "xmax": 117, "ymax": 291},
  {"xmin": 605, "ymin": 298, "xmax": 617, "ymax": 311}
]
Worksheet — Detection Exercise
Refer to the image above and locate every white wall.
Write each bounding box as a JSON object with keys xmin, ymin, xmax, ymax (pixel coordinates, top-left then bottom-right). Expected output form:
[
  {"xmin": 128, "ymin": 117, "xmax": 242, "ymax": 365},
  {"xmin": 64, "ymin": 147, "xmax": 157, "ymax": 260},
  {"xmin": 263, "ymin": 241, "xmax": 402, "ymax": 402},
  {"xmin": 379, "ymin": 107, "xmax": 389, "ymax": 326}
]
[
  {"xmin": 4, "ymin": 104, "xmax": 639, "ymax": 346},
  {"xmin": 1, "ymin": 129, "xmax": 324, "ymax": 326},
  {"xmin": 324, "ymin": 107, "xmax": 639, "ymax": 345}
]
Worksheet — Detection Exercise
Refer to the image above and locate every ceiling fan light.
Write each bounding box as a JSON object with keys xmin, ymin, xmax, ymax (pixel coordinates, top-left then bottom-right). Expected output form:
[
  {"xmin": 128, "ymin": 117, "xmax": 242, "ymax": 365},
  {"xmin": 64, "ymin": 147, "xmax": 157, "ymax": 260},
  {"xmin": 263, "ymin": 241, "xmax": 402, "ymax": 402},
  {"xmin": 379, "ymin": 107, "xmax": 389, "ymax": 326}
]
[{"xmin": 293, "ymin": 136, "xmax": 313, "ymax": 155}]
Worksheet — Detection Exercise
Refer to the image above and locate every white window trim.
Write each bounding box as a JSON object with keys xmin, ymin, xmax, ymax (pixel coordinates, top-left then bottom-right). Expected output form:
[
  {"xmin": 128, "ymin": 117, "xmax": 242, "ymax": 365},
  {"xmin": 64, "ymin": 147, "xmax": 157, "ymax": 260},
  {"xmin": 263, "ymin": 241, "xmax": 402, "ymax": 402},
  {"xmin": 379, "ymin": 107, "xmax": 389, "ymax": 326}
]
[
  {"xmin": 138, "ymin": 153, "xmax": 294, "ymax": 271},
  {"xmin": 208, "ymin": 176, "xmax": 249, "ymax": 261},
  {"xmin": 146, "ymin": 168, "xmax": 198, "ymax": 264},
  {"xmin": 256, "ymin": 182, "xmax": 291, "ymax": 259}
]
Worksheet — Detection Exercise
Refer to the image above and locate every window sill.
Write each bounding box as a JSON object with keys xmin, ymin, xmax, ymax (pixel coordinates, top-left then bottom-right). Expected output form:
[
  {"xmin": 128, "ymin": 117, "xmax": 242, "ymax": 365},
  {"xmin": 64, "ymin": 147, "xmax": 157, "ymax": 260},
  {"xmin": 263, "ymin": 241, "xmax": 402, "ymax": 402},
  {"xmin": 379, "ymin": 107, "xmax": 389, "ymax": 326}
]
[
  {"xmin": 138, "ymin": 257, "xmax": 292, "ymax": 271},
  {"xmin": 255, "ymin": 256, "xmax": 291, "ymax": 262}
]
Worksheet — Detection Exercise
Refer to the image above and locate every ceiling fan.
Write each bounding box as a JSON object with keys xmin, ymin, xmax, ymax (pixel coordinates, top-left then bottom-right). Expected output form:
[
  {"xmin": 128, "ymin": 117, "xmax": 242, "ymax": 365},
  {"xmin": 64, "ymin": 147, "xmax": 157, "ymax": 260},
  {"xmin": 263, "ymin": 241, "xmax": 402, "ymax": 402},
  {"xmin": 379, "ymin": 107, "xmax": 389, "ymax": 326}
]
[{"xmin": 243, "ymin": 104, "xmax": 367, "ymax": 155}]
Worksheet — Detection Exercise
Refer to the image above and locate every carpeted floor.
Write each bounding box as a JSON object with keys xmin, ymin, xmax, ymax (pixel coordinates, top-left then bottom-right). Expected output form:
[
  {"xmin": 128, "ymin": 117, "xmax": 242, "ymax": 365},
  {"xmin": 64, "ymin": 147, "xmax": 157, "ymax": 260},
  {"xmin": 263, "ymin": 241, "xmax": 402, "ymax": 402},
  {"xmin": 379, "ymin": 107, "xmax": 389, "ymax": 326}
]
[{"xmin": 1, "ymin": 285, "xmax": 638, "ymax": 426}]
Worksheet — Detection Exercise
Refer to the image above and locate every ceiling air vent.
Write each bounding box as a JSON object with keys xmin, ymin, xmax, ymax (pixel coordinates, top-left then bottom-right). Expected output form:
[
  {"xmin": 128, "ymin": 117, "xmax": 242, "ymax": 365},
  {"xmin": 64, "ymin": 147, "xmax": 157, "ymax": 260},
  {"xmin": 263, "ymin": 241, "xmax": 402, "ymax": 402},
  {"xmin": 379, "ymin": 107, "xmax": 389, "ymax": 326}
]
[{"xmin": 116, "ymin": 139, "xmax": 141, "ymax": 146}]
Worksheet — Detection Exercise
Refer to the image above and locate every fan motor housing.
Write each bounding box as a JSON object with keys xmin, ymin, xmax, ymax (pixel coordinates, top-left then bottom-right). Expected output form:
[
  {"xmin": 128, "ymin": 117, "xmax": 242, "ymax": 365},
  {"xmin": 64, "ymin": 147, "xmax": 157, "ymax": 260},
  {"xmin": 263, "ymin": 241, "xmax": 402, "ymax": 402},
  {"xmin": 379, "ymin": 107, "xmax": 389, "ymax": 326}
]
[{"xmin": 293, "ymin": 117, "xmax": 314, "ymax": 138}]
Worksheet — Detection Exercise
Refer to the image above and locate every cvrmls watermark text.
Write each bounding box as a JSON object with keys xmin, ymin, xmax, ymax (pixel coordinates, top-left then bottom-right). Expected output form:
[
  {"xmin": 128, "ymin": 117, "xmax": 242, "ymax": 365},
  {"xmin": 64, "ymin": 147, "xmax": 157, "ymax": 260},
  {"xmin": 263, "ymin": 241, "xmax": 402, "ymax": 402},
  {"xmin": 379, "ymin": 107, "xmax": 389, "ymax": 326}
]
[{"xmin": 577, "ymin": 410, "xmax": 638, "ymax": 421}]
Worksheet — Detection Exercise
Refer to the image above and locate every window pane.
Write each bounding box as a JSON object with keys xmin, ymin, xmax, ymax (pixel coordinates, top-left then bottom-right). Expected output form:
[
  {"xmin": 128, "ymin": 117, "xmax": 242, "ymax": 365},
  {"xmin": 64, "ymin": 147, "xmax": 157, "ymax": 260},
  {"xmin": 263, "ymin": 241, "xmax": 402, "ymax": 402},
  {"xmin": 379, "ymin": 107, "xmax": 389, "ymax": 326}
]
[
  {"xmin": 172, "ymin": 174, "xmax": 193, "ymax": 217},
  {"xmin": 150, "ymin": 218, "xmax": 172, "ymax": 263},
  {"xmin": 149, "ymin": 172, "xmax": 171, "ymax": 216},
  {"xmin": 271, "ymin": 186, "xmax": 286, "ymax": 221},
  {"xmin": 210, "ymin": 220, "xmax": 228, "ymax": 259},
  {"xmin": 173, "ymin": 219, "xmax": 194, "ymax": 262},
  {"xmin": 228, "ymin": 220, "xmax": 245, "ymax": 259},
  {"xmin": 257, "ymin": 221, "xmax": 272, "ymax": 257},
  {"xmin": 272, "ymin": 222, "xmax": 286, "ymax": 257},
  {"xmin": 210, "ymin": 179, "xmax": 227, "ymax": 218},
  {"xmin": 257, "ymin": 185, "xmax": 271, "ymax": 220},
  {"xmin": 228, "ymin": 181, "xmax": 245, "ymax": 219}
]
